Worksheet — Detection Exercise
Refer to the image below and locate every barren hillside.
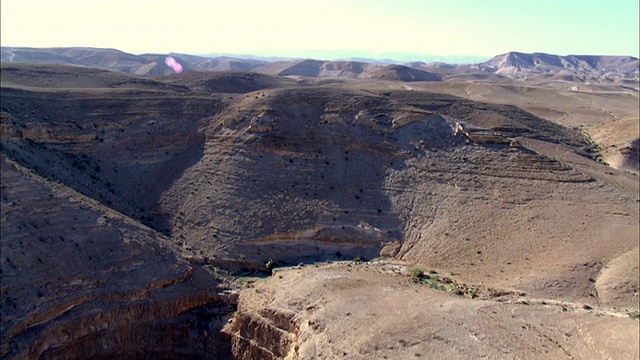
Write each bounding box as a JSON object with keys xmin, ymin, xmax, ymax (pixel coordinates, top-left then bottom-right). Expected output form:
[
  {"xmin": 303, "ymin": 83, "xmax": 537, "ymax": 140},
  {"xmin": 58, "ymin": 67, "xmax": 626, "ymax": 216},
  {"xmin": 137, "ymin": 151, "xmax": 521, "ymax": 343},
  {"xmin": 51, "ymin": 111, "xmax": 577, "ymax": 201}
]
[
  {"xmin": 0, "ymin": 156, "xmax": 234, "ymax": 358},
  {"xmin": 1, "ymin": 62, "xmax": 638, "ymax": 359},
  {"xmin": 0, "ymin": 47, "xmax": 267, "ymax": 76},
  {"xmin": 480, "ymin": 52, "xmax": 639, "ymax": 79},
  {"xmin": 399, "ymin": 80, "xmax": 639, "ymax": 174}
]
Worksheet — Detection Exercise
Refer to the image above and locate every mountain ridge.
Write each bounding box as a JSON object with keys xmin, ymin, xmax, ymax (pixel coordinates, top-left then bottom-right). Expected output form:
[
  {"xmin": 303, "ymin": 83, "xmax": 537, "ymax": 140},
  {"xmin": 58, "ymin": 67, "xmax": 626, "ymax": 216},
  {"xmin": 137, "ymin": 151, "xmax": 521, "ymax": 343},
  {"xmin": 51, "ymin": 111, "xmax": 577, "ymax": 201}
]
[
  {"xmin": 478, "ymin": 51, "xmax": 639, "ymax": 78},
  {"xmin": 2, "ymin": 47, "xmax": 638, "ymax": 83}
]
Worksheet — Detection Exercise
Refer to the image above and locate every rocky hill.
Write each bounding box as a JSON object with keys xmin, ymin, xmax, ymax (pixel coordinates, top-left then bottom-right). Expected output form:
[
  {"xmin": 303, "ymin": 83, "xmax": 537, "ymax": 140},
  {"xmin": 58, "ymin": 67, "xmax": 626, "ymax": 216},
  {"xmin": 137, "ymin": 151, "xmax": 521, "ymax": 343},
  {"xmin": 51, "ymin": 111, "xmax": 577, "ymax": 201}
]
[
  {"xmin": 1, "ymin": 63, "xmax": 638, "ymax": 359},
  {"xmin": 3, "ymin": 47, "xmax": 638, "ymax": 84},
  {"xmin": 254, "ymin": 59, "xmax": 441, "ymax": 81},
  {"xmin": 477, "ymin": 52, "xmax": 639, "ymax": 79},
  {"xmin": 0, "ymin": 47, "xmax": 267, "ymax": 76}
]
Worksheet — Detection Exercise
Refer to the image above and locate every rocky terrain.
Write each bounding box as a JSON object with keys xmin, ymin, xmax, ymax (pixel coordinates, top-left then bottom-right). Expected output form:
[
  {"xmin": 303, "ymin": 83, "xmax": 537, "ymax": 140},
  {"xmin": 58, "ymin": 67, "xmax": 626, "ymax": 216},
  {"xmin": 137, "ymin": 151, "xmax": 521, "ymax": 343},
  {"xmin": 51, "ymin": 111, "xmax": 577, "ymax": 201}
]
[
  {"xmin": 1, "ymin": 156, "xmax": 235, "ymax": 359},
  {"xmin": 1, "ymin": 56, "xmax": 638, "ymax": 359},
  {"xmin": 397, "ymin": 78, "xmax": 639, "ymax": 174},
  {"xmin": 478, "ymin": 52, "xmax": 640, "ymax": 80},
  {"xmin": 225, "ymin": 262, "xmax": 639, "ymax": 359}
]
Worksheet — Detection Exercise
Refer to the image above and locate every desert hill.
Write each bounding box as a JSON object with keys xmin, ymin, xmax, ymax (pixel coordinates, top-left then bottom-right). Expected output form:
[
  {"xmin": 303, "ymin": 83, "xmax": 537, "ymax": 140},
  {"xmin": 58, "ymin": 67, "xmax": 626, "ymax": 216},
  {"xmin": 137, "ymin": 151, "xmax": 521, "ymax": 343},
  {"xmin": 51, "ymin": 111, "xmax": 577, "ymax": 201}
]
[
  {"xmin": 1, "ymin": 47, "xmax": 167, "ymax": 75},
  {"xmin": 5, "ymin": 47, "xmax": 636, "ymax": 85},
  {"xmin": 397, "ymin": 76, "xmax": 639, "ymax": 174},
  {"xmin": 479, "ymin": 52, "xmax": 640, "ymax": 79},
  {"xmin": 0, "ymin": 62, "xmax": 191, "ymax": 91},
  {"xmin": 253, "ymin": 59, "xmax": 441, "ymax": 81},
  {"xmin": 415, "ymin": 52, "xmax": 640, "ymax": 86},
  {"xmin": 364, "ymin": 64, "xmax": 441, "ymax": 81},
  {"xmin": 158, "ymin": 71, "xmax": 298, "ymax": 94},
  {"xmin": 161, "ymin": 53, "xmax": 268, "ymax": 72},
  {"xmin": 0, "ymin": 47, "xmax": 267, "ymax": 76},
  {"xmin": 1, "ymin": 61, "xmax": 638, "ymax": 359}
]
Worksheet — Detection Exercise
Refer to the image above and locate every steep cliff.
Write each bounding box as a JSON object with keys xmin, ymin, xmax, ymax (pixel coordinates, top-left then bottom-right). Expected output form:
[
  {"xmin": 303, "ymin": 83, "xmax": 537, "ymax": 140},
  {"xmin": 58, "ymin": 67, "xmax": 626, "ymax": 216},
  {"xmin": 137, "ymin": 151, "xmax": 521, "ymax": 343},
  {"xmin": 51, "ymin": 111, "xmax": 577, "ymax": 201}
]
[
  {"xmin": 225, "ymin": 263, "xmax": 639, "ymax": 359},
  {"xmin": 0, "ymin": 156, "xmax": 233, "ymax": 359}
]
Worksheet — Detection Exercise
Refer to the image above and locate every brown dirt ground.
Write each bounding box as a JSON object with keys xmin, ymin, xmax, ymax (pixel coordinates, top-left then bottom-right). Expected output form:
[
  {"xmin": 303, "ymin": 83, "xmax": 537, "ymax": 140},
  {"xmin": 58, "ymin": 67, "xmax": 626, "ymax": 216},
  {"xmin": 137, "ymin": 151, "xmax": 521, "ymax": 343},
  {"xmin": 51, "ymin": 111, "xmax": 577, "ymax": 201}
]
[{"xmin": 229, "ymin": 262, "xmax": 639, "ymax": 359}]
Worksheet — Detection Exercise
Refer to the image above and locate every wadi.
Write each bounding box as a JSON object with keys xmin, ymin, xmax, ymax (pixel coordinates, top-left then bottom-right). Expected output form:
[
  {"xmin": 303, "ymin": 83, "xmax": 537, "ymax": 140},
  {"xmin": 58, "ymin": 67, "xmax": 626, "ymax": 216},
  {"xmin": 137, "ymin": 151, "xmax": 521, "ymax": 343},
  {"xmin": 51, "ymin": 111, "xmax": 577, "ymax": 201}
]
[{"xmin": 1, "ymin": 47, "xmax": 638, "ymax": 359}]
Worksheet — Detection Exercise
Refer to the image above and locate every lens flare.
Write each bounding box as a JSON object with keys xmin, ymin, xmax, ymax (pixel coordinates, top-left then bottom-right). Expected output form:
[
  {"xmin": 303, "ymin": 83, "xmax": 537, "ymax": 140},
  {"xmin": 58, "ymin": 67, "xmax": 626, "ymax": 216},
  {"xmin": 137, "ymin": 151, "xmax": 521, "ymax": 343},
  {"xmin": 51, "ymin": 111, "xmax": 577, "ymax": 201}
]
[{"xmin": 164, "ymin": 56, "xmax": 183, "ymax": 74}]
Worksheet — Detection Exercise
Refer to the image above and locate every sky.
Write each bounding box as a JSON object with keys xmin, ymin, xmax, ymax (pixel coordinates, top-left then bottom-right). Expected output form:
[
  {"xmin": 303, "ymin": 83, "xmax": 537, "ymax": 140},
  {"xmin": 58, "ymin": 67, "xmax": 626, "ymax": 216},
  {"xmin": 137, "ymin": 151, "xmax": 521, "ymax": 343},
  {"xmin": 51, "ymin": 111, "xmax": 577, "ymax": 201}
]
[{"xmin": 1, "ymin": 0, "xmax": 638, "ymax": 59}]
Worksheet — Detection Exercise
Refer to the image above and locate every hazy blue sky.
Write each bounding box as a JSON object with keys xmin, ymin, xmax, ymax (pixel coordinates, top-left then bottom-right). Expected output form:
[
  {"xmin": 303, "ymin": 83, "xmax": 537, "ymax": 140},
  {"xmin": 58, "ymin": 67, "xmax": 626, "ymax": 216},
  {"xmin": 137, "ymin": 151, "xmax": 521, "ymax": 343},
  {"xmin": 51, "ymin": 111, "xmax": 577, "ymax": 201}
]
[{"xmin": 1, "ymin": 0, "xmax": 638, "ymax": 58}]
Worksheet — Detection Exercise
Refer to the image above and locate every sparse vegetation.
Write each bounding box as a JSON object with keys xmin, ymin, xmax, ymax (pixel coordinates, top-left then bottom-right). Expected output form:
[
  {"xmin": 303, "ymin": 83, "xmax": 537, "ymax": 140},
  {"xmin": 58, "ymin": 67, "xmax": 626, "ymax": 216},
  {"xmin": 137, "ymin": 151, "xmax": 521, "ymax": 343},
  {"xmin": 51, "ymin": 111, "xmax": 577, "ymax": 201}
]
[
  {"xmin": 265, "ymin": 259, "xmax": 277, "ymax": 271},
  {"xmin": 410, "ymin": 268, "xmax": 424, "ymax": 278},
  {"xmin": 409, "ymin": 269, "xmax": 464, "ymax": 296},
  {"xmin": 581, "ymin": 132, "xmax": 609, "ymax": 164}
]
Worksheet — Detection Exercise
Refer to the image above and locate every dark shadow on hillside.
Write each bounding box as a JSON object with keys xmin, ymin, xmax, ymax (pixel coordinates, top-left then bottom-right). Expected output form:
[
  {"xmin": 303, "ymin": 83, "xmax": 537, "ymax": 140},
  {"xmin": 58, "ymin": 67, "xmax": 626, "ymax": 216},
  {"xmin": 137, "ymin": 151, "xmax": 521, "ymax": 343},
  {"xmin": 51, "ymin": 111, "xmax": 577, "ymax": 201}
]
[{"xmin": 0, "ymin": 85, "xmax": 217, "ymax": 232}]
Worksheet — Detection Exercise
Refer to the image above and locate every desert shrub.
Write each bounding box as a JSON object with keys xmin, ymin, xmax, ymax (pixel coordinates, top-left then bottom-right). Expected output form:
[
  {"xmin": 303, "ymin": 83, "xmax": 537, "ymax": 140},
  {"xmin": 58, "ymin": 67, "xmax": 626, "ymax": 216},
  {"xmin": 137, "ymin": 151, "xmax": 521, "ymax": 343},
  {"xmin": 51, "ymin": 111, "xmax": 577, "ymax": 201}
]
[
  {"xmin": 410, "ymin": 268, "xmax": 424, "ymax": 278},
  {"xmin": 265, "ymin": 259, "xmax": 276, "ymax": 270}
]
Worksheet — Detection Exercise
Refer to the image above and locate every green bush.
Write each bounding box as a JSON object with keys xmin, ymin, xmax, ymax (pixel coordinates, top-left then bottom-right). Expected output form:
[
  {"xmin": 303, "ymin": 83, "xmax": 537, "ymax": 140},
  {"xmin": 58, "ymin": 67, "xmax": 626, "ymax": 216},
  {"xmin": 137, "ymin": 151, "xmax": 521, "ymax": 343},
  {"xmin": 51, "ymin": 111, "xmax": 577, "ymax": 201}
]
[{"xmin": 410, "ymin": 268, "xmax": 424, "ymax": 278}]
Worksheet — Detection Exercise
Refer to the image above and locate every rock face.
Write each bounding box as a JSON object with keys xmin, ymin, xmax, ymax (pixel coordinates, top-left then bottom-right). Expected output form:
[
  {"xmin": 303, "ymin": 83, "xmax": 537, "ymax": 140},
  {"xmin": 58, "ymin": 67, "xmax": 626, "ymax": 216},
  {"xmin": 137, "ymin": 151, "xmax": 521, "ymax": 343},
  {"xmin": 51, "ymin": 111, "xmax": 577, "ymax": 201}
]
[
  {"xmin": 153, "ymin": 86, "xmax": 637, "ymax": 308},
  {"xmin": 225, "ymin": 263, "xmax": 640, "ymax": 360},
  {"xmin": 0, "ymin": 157, "xmax": 233, "ymax": 359},
  {"xmin": 1, "ymin": 62, "xmax": 638, "ymax": 358}
]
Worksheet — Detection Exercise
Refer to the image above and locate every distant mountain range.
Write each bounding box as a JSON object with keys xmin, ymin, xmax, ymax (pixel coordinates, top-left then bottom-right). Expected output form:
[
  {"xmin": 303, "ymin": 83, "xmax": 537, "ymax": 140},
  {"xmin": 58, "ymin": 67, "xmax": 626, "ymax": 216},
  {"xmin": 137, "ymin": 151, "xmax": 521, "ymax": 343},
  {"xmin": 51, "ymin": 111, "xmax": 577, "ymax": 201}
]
[
  {"xmin": 0, "ymin": 47, "xmax": 271, "ymax": 76},
  {"xmin": 1, "ymin": 47, "xmax": 638, "ymax": 83},
  {"xmin": 197, "ymin": 50, "xmax": 491, "ymax": 65},
  {"xmin": 476, "ymin": 52, "xmax": 639, "ymax": 79}
]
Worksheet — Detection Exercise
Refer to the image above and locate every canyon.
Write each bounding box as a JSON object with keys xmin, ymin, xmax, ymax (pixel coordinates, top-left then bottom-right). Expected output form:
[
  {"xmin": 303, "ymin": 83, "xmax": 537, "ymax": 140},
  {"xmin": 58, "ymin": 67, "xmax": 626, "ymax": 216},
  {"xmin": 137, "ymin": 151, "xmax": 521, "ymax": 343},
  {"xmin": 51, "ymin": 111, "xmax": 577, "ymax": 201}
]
[{"xmin": 1, "ymin": 51, "xmax": 638, "ymax": 359}]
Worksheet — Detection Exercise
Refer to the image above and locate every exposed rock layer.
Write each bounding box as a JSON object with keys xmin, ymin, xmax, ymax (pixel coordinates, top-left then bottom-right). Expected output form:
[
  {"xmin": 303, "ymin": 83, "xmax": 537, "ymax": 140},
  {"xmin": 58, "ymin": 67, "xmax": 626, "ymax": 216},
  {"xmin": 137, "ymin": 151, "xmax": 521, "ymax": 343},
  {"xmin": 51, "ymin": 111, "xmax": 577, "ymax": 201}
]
[
  {"xmin": 1, "ymin": 156, "xmax": 236, "ymax": 359},
  {"xmin": 1, "ymin": 63, "xmax": 638, "ymax": 359},
  {"xmin": 225, "ymin": 263, "xmax": 639, "ymax": 359}
]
